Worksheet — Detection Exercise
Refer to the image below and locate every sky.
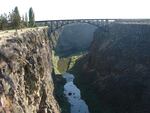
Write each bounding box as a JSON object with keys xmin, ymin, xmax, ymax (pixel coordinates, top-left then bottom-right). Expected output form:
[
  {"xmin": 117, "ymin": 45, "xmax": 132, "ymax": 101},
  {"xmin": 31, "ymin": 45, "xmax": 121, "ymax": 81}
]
[{"xmin": 0, "ymin": 0, "xmax": 150, "ymax": 21}]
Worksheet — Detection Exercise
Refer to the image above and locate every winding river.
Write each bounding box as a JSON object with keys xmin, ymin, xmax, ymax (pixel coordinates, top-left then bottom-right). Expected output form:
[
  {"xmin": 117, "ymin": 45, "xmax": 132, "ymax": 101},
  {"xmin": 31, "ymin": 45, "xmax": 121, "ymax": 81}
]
[{"xmin": 63, "ymin": 73, "xmax": 90, "ymax": 113}]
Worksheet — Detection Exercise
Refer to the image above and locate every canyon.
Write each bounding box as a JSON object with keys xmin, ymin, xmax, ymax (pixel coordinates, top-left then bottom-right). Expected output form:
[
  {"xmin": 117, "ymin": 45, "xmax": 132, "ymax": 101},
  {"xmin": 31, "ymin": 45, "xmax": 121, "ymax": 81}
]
[
  {"xmin": 0, "ymin": 21, "xmax": 150, "ymax": 113},
  {"xmin": 72, "ymin": 23, "xmax": 150, "ymax": 113}
]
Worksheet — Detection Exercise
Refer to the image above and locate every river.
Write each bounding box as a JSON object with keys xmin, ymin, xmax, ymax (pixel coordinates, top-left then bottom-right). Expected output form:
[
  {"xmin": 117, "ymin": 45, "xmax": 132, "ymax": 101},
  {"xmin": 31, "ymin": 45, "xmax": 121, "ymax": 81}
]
[{"xmin": 63, "ymin": 73, "xmax": 90, "ymax": 113}]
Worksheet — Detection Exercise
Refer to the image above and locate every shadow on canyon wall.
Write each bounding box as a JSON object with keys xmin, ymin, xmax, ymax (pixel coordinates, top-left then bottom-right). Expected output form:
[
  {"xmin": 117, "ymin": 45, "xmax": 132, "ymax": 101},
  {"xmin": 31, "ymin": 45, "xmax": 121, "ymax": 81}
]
[{"xmin": 69, "ymin": 23, "xmax": 150, "ymax": 113}]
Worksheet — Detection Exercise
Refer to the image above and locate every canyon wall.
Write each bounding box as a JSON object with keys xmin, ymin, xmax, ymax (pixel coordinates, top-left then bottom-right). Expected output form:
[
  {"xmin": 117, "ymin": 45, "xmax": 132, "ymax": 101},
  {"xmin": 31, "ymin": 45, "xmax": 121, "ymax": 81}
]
[
  {"xmin": 78, "ymin": 24, "xmax": 150, "ymax": 113},
  {"xmin": 0, "ymin": 28, "xmax": 60, "ymax": 113},
  {"xmin": 49, "ymin": 23, "xmax": 96, "ymax": 57}
]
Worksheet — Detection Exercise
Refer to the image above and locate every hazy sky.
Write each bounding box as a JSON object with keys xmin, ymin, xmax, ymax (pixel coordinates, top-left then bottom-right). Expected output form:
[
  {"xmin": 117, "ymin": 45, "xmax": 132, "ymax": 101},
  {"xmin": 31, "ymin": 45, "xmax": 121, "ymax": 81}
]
[{"xmin": 0, "ymin": 0, "xmax": 150, "ymax": 20}]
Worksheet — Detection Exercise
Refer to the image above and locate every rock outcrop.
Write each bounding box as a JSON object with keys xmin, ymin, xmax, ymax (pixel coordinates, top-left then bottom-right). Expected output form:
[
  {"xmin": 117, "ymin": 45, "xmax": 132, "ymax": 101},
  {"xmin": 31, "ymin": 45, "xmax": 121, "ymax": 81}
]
[
  {"xmin": 0, "ymin": 28, "xmax": 60, "ymax": 113},
  {"xmin": 79, "ymin": 24, "xmax": 150, "ymax": 113}
]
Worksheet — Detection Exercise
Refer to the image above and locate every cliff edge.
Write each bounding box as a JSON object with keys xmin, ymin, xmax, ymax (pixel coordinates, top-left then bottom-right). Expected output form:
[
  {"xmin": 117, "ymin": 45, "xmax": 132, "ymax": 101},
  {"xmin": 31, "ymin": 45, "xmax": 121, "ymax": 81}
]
[{"xmin": 0, "ymin": 28, "xmax": 60, "ymax": 113}]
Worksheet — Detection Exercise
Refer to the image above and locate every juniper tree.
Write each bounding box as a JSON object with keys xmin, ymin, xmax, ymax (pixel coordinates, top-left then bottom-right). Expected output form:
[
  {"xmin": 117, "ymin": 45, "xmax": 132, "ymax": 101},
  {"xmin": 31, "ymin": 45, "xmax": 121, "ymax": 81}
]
[
  {"xmin": 0, "ymin": 14, "xmax": 8, "ymax": 30},
  {"xmin": 11, "ymin": 6, "xmax": 21, "ymax": 30},
  {"xmin": 29, "ymin": 7, "xmax": 35, "ymax": 27},
  {"xmin": 25, "ymin": 13, "xmax": 28, "ymax": 27}
]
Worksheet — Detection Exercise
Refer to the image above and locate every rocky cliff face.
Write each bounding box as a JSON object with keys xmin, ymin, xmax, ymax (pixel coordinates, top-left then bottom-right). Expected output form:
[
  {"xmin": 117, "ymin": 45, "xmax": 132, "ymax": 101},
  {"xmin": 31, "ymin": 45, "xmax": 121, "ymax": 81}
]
[
  {"xmin": 0, "ymin": 28, "xmax": 60, "ymax": 113},
  {"xmin": 80, "ymin": 24, "xmax": 150, "ymax": 113},
  {"xmin": 49, "ymin": 23, "xmax": 96, "ymax": 57}
]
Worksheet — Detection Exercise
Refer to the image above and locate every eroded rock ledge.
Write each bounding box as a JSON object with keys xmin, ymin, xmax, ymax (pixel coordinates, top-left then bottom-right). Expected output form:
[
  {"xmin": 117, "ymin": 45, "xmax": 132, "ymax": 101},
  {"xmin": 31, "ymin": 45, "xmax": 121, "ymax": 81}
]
[{"xmin": 0, "ymin": 28, "xmax": 60, "ymax": 113}]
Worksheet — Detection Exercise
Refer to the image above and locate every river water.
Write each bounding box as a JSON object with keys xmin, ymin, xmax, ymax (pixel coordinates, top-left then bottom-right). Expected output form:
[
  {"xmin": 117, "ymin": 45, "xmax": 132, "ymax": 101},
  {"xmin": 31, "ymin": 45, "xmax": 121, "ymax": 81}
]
[{"xmin": 63, "ymin": 73, "xmax": 90, "ymax": 113}]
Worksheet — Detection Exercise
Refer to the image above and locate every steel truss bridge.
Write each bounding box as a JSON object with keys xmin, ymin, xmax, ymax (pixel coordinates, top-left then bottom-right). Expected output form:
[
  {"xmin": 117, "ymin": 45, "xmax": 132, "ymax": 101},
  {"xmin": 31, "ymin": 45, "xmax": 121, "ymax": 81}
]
[{"xmin": 36, "ymin": 19, "xmax": 116, "ymax": 32}]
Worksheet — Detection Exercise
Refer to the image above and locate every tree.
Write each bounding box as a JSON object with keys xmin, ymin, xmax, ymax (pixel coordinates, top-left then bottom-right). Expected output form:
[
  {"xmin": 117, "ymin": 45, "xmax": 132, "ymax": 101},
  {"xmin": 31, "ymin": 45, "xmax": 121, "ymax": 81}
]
[
  {"xmin": 11, "ymin": 6, "xmax": 21, "ymax": 30},
  {"xmin": 0, "ymin": 14, "xmax": 8, "ymax": 30},
  {"xmin": 25, "ymin": 13, "xmax": 28, "ymax": 27},
  {"xmin": 29, "ymin": 7, "xmax": 35, "ymax": 27}
]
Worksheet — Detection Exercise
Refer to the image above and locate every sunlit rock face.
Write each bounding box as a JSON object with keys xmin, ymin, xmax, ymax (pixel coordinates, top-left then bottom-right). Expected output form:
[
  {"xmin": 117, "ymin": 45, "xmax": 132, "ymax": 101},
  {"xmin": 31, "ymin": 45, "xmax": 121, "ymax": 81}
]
[
  {"xmin": 63, "ymin": 73, "xmax": 90, "ymax": 113},
  {"xmin": 0, "ymin": 28, "xmax": 60, "ymax": 113},
  {"xmin": 81, "ymin": 24, "xmax": 150, "ymax": 113}
]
